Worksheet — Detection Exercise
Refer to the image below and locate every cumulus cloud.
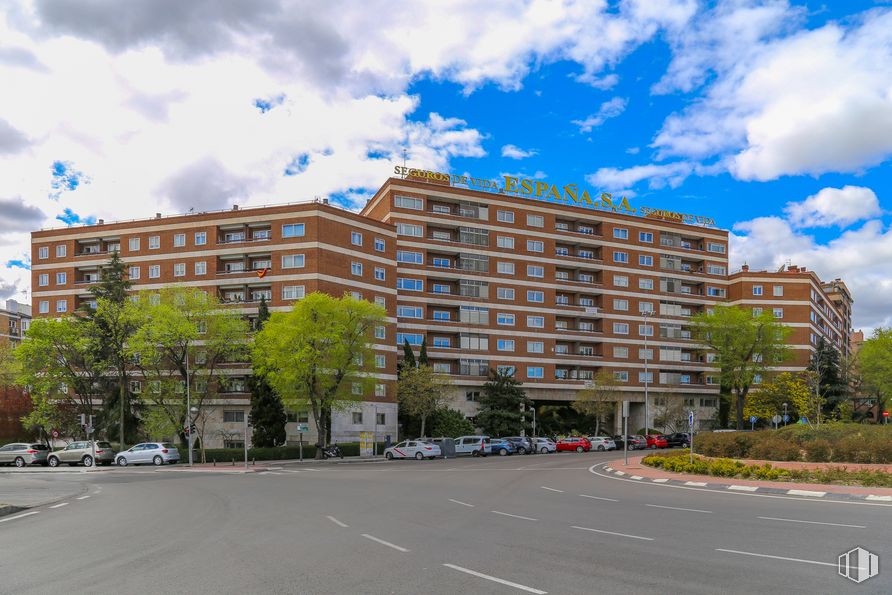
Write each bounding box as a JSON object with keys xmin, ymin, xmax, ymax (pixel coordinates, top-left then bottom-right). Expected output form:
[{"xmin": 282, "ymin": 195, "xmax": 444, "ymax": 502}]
[
  {"xmin": 587, "ymin": 161, "xmax": 695, "ymax": 191},
  {"xmin": 572, "ymin": 97, "xmax": 628, "ymax": 132},
  {"xmin": 0, "ymin": 195, "xmax": 45, "ymax": 231},
  {"xmin": 501, "ymin": 144, "xmax": 536, "ymax": 160},
  {"xmin": 784, "ymin": 185, "xmax": 882, "ymax": 228},
  {"xmin": 0, "ymin": 118, "xmax": 29, "ymax": 154},
  {"xmin": 159, "ymin": 157, "xmax": 260, "ymax": 212}
]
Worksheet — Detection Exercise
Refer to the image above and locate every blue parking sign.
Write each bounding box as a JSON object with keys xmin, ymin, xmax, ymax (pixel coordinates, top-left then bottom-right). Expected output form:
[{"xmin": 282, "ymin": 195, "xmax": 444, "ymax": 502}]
[{"xmin": 749, "ymin": 416, "xmax": 757, "ymax": 424}]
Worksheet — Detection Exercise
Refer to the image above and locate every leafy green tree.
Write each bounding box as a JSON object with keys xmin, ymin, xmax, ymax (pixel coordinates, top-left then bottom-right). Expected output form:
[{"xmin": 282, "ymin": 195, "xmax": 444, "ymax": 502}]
[
  {"xmin": 859, "ymin": 328, "xmax": 892, "ymax": 418},
  {"xmin": 808, "ymin": 337, "xmax": 847, "ymax": 418},
  {"xmin": 418, "ymin": 338, "xmax": 429, "ymax": 366},
  {"xmin": 398, "ymin": 364, "xmax": 449, "ymax": 437},
  {"xmin": 744, "ymin": 372, "xmax": 810, "ymax": 422},
  {"xmin": 692, "ymin": 306, "xmax": 791, "ymax": 429},
  {"xmin": 0, "ymin": 342, "xmax": 20, "ymax": 387},
  {"xmin": 572, "ymin": 369, "xmax": 618, "ymax": 436},
  {"xmin": 252, "ymin": 292, "xmax": 386, "ymax": 454},
  {"xmin": 476, "ymin": 368, "xmax": 532, "ymax": 436},
  {"xmin": 398, "ymin": 338, "xmax": 416, "ymax": 377},
  {"xmin": 249, "ymin": 296, "xmax": 286, "ymax": 447},
  {"xmin": 429, "ymin": 408, "xmax": 474, "ymax": 437}
]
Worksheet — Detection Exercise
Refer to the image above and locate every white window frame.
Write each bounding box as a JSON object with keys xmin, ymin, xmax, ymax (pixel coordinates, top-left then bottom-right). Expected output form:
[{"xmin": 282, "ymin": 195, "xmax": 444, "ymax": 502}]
[
  {"xmin": 173, "ymin": 233, "xmax": 185, "ymax": 247},
  {"xmin": 194, "ymin": 232, "xmax": 207, "ymax": 246}
]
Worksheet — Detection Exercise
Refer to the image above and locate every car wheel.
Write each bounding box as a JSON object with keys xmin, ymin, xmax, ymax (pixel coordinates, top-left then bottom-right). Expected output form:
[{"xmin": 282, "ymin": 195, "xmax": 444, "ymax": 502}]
[
  {"xmin": 682, "ymin": 443, "xmax": 689, "ymax": 448},
  {"xmin": 576, "ymin": 446, "xmax": 584, "ymax": 453},
  {"xmin": 385, "ymin": 452, "xmax": 393, "ymax": 460},
  {"xmin": 650, "ymin": 444, "xmax": 656, "ymax": 449},
  {"xmin": 539, "ymin": 447, "xmax": 548, "ymax": 454},
  {"xmin": 48, "ymin": 456, "xmax": 59, "ymax": 468},
  {"xmin": 153, "ymin": 456, "xmax": 163, "ymax": 466},
  {"xmin": 498, "ymin": 448, "xmax": 508, "ymax": 456},
  {"xmin": 117, "ymin": 457, "xmax": 128, "ymax": 467},
  {"xmin": 597, "ymin": 445, "xmax": 605, "ymax": 451},
  {"xmin": 517, "ymin": 447, "xmax": 527, "ymax": 455},
  {"xmin": 82, "ymin": 455, "xmax": 94, "ymax": 468},
  {"xmin": 472, "ymin": 450, "xmax": 479, "ymax": 457},
  {"xmin": 14, "ymin": 457, "xmax": 25, "ymax": 468},
  {"xmin": 414, "ymin": 452, "xmax": 424, "ymax": 460}
]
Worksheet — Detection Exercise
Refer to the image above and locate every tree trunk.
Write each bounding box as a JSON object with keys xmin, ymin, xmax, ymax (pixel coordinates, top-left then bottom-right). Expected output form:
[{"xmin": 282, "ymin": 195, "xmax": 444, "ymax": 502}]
[
  {"xmin": 594, "ymin": 416, "xmax": 600, "ymax": 437},
  {"xmin": 119, "ymin": 367, "xmax": 126, "ymax": 450},
  {"xmin": 735, "ymin": 390, "xmax": 745, "ymax": 430},
  {"xmin": 420, "ymin": 415, "xmax": 426, "ymax": 439}
]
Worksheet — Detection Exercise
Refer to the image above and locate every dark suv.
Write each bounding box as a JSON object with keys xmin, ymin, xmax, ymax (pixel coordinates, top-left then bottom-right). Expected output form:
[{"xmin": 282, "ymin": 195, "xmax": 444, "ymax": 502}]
[
  {"xmin": 663, "ymin": 432, "xmax": 691, "ymax": 448},
  {"xmin": 502, "ymin": 436, "xmax": 534, "ymax": 455}
]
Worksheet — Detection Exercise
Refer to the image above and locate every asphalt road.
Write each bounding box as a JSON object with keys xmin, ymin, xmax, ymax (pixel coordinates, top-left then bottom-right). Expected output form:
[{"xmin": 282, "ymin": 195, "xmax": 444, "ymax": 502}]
[{"xmin": 1, "ymin": 451, "xmax": 889, "ymax": 594}]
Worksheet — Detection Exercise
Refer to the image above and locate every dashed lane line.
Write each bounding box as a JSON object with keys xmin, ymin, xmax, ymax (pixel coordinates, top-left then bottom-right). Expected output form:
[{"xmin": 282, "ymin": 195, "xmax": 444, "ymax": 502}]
[
  {"xmin": 448, "ymin": 498, "xmax": 475, "ymax": 507},
  {"xmin": 579, "ymin": 494, "xmax": 619, "ymax": 502},
  {"xmin": 491, "ymin": 510, "xmax": 538, "ymax": 522},
  {"xmin": 756, "ymin": 516, "xmax": 865, "ymax": 529},
  {"xmin": 76, "ymin": 496, "xmax": 90, "ymax": 500},
  {"xmin": 49, "ymin": 503, "xmax": 69, "ymax": 509},
  {"xmin": 540, "ymin": 486, "xmax": 564, "ymax": 493},
  {"xmin": 715, "ymin": 548, "xmax": 835, "ymax": 567},
  {"xmin": 326, "ymin": 516, "xmax": 349, "ymax": 528},
  {"xmin": 443, "ymin": 563, "xmax": 547, "ymax": 594},
  {"xmin": 646, "ymin": 504, "xmax": 712, "ymax": 514},
  {"xmin": 571, "ymin": 525, "xmax": 654, "ymax": 541},
  {"xmin": 361, "ymin": 533, "xmax": 410, "ymax": 552},
  {"xmin": 0, "ymin": 511, "xmax": 39, "ymax": 523}
]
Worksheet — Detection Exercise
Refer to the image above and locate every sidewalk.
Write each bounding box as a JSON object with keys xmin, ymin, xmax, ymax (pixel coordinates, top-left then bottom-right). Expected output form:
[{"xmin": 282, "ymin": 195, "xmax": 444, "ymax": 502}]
[
  {"xmin": 603, "ymin": 455, "xmax": 892, "ymax": 501},
  {"xmin": 167, "ymin": 455, "xmax": 386, "ymax": 471}
]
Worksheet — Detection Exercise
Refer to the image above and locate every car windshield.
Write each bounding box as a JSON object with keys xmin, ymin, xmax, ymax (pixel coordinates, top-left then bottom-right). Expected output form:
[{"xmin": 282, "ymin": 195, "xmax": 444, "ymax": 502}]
[
  {"xmin": 30, "ymin": 444, "xmax": 49, "ymax": 450},
  {"xmin": 162, "ymin": 444, "xmax": 177, "ymax": 449},
  {"xmin": 97, "ymin": 442, "xmax": 112, "ymax": 448}
]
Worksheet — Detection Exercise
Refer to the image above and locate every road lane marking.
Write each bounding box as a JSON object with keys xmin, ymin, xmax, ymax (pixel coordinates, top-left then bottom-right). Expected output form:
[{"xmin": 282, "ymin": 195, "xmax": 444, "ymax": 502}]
[
  {"xmin": 684, "ymin": 481, "xmax": 707, "ymax": 486},
  {"xmin": 448, "ymin": 498, "xmax": 475, "ymax": 507},
  {"xmin": 579, "ymin": 494, "xmax": 618, "ymax": 502},
  {"xmin": 76, "ymin": 496, "xmax": 90, "ymax": 500},
  {"xmin": 646, "ymin": 504, "xmax": 712, "ymax": 514},
  {"xmin": 571, "ymin": 525, "xmax": 654, "ymax": 541},
  {"xmin": 652, "ymin": 478, "xmax": 669, "ymax": 483},
  {"xmin": 787, "ymin": 489, "xmax": 826, "ymax": 497},
  {"xmin": 540, "ymin": 486, "xmax": 564, "ymax": 493},
  {"xmin": 715, "ymin": 548, "xmax": 835, "ymax": 567},
  {"xmin": 866, "ymin": 495, "xmax": 892, "ymax": 501},
  {"xmin": 361, "ymin": 534, "xmax": 409, "ymax": 552},
  {"xmin": 0, "ymin": 511, "xmax": 39, "ymax": 523},
  {"xmin": 630, "ymin": 475, "xmax": 643, "ymax": 480},
  {"xmin": 605, "ymin": 467, "xmax": 613, "ymax": 472},
  {"xmin": 326, "ymin": 516, "xmax": 348, "ymax": 528},
  {"xmin": 727, "ymin": 485, "xmax": 758, "ymax": 492},
  {"xmin": 443, "ymin": 563, "xmax": 547, "ymax": 594},
  {"xmin": 49, "ymin": 503, "xmax": 68, "ymax": 509},
  {"xmin": 491, "ymin": 510, "xmax": 538, "ymax": 521},
  {"xmin": 614, "ymin": 471, "xmax": 626, "ymax": 476},
  {"xmin": 756, "ymin": 516, "xmax": 865, "ymax": 528}
]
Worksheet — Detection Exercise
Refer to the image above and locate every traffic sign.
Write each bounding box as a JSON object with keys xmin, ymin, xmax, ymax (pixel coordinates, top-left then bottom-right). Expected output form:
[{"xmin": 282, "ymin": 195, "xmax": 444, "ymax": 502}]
[
  {"xmin": 296, "ymin": 423, "xmax": 309, "ymax": 432},
  {"xmin": 688, "ymin": 410, "xmax": 694, "ymax": 427},
  {"xmin": 749, "ymin": 416, "xmax": 757, "ymax": 424},
  {"xmin": 51, "ymin": 429, "xmax": 60, "ymax": 439},
  {"xmin": 772, "ymin": 415, "xmax": 782, "ymax": 424},
  {"xmin": 783, "ymin": 414, "xmax": 790, "ymax": 423}
]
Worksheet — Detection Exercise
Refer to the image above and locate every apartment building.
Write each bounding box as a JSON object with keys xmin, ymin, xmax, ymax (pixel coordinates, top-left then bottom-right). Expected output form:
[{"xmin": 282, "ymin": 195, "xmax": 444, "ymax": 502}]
[
  {"xmin": 31, "ymin": 201, "xmax": 398, "ymax": 448},
  {"xmin": 727, "ymin": 264, "xmax": 853, "ymax": 373},
  {"xmin": 0, "ymin": 299, "xmax": 31, "ymax": 347},
  {"xmin": 362, "ymin": 175, "xmax": 731, "ymax": 431}
]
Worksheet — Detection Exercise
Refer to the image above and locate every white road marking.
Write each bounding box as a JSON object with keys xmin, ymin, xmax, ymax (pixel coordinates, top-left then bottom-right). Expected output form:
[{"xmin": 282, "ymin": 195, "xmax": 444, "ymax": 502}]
[
  {"xmin": 448, "ymin": 498, "xmax": 474, "ymax": 507},
  {"xmin": 0, "ymin": 511, "xmax": 39, "ymax": 523},
  {"xmin": 571, "ymin": 525, "xmax": 654, "ymax": 541},
  {"xmin": 757, "ymin": 516, "xmax": 865, "ymax": 528},
  {"xmin": 630, "ymin": 475, "xmax": 643, "ymax": 480},
  {"xmin": 326, "ymin": 516, "xmax": 348, "ymax": 528},
  {"xmin": 652, "ymin": 478, "xmax": 669, "ymax": 483},
  {"xmin": 579, "ymin": 494, "xmax": 619, "ymax": 502},
  {"xmin": 727, "ymin": 485, "xmax": 758, "ymax": 492},
  {"xmin": 684, "ymin": 481, "xmax": 707, "ymax": 486},
  {"xmin": 646, "ymin": 504, "xmax": 712, "ymax": 514},
  {"xmin": 49, "ymin": 503, "xmax": 68, "ymax": 509},
  {"xmin": 491, "ymin": 510, "xmax": 538, "ymax": 521},
  {"xmin": 76, "ymin": 495, "xmax": 90, "ymax": 500},
  {"xmin": 715, "ymin": 548, "xmax": 835, "ymax": 567},
  {"xmin": 605, "ymin": 467, "xmax": 613, "ymax": 472},
  {"xmin": 540, "ymin": 486, "xmax": 564, "ymax": 493},
  {"xmin": 361, "ymin": 533, "xmax": 410, "ymax": 552},
  {"xmin": 787, "ymin": 489, "xmax": 826, "ymax": 497},
  {"xmin": 443, "ymin": 563, "xmax": 547, "ymax": 594},
  {"xmin": 614, "ymin": 471, "xmax": 626, "ymax": 476},
  {"xmin": 866, "ymin": 495, "xmax": 892, "ymax": 501}
]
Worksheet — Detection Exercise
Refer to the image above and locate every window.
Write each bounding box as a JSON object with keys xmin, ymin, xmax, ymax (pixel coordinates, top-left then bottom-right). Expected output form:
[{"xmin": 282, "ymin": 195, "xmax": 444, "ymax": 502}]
[
  {"xmin": 38, "ymin": 274, "xmax": 48, "ymax": 286},
  {"xmin": 639, "ymin": 255, "xmax": 653, "ymax": 266},
  {"xmin": 753, "ymin": 285, "xmax": 763, "ymax": 296},
  {"xmin": 374, "ymin": 267, "xmax": 385, "ymax": 281},
  {"xmin": 56, "ymin": 244, "xmax": 66, "ymax": 257},
  {"xmin": 613, "ymin": 251, "xmax": 628, "ymax": 264},
  {"xmin": 527, "ymin": 367, "xmax": 544, "ymax": 379},
  {"xmin": 128, "ymin": 380, "xmax": 142, "ymax": 394},
  {"xmin": 351, "ymin": 411, "xmax": 363, "ymax": 424},
  {"xmin": 497, "ymin": 339, "xmax": 515, "ymax": 351},
  {"xmin": 375, "ymin": 326, "xmax": 385, "ymax": 340},
  {"xmin": 223, "ymin": 410, "xmax": 245, "ymax": 423},
  {"xmin": 350, "ymin": 231, "xmax": 363, "ymax": 247},
  {"xmin": 613, "ymin": 299, "xmax": 629, "ymax": 311},
  {"xmin": 497, "ymin": 287, "xmax": 515, "ymax": 300},
  {"xmin": 430, "ymin": 257, "xmax": 449, "ymax": 268},
  {"xmin": 614, "ymin": 275, "xmax": 629, "ymax": 287},
  {"xmin": 639, "ymin": 301, "xmax": 654, "ymax": 314},
  {"xmin": 432, "ymin": 337, "xmax": 450, "ymax": 348},
  {"xmin": 282, "ymin": 223, "xmax": 305, "ymax": 238},
  {"xmin": 350, "ymin": 291, "xmax": 362, "ymax": 301},
  {"xmin": 706, "ymin": 264, "xmax": 726, "ymax": 275},
  {"xmin": 374, "ymin": 296, "xmax": 386, "ymax": 308},
  {"xmin": 639, "ymin": 325, "xmax": 654, "ymax": 337},
  {"xmin": 375, "ymin": 384, "xmax": 386, "ymax": 397},
  {"xmin": 192, "ymin": 261, "xmax": 206, "ymax": 276},
  {"xmin": 149, "ymin": 236, "xmax": 160, "ymax": 249},
  {"xmin": 432, "ymin": 310, "xmax": 451, "ymax": 321},
  {"xmin": 53, "ymin": 271, "xmax": 65, "ymax": 285},
  {"xmin": 282, "ymin": 285, "xmax": 305, "ymax": 300},
  {"xmin": 128, "ymin": 238, "xmax": 139, "ymax": 252},
  {"xmin": 396, "ymin": 251, "xmax": 422, "ymax": 264},
  {"xmin": 394, "ymin": 195, "xmax": 423, "ymax": 210},
  {"xmin": 752, "ymin": 307, "xmax": 763, "ymax": 317},
  {"xmin": 639, "ymin": 232, "xmax": 653, "ymax": 243},
  {"xmin": 194, "ymin": 232, "xmax": 206, "ymax": 246},
  {"xmin": 497, "ymin": 312, "xmax": 515, "ymax": 326},
  {"xmin": 639, "ymin": 278, "xmax": 654, "ymax": 290},
  {"xmin": 374, "ymin": 237, "xmax": 385, "ymax": 252},
  {"xmin": 148, "ymin": 265, "xmax": 160, "ymax": 279},
  {"xmin": 38, "ymin": 246, "xmax": 48, "ymax": 259},
  {"xmin": 527, "ymin": 290, "xmax": 544, "ymax": 303},
  {"xmin": 397, "ymin": 306, "xmax": 422, "ymax": 318},
  {"xmin": 396, "ymin": 223, "xmax": 422, "ymax": 237},
  {"xmin": 640, "ymin": 348, "xmax": 653, "ymax": 360},
  {"xmin": 497, "ymin": 261, "xmax": 515, "ymax": 275},
  {"xmin": 497, "ymin": 210, "xmax": 515, "ymax": 223},
  {"xmin": 527, "ymin": 315, "xmax": 544, "ymax": 328},
  {"xmin": 773, "ymin": 307, "xmax": 784, "ymax": 319},
  {"xmin": 639, "ymin": 372, "xmax": 654, "ymax": 383},
  {"xmin": 527, "ymin": 214, "xmax": 544, "ymax": 227},
  {"xmin": 173, "ymin": 233, "xmax": 185, "ymax": 247},
  {"xmin": 56, "ymin": 300, "xmax": 67, "ymax": 313},
  {"xmin": 706, "ymin": 242, "xmax": 725, "ymax": 254},
  {"xmin": 527, "ymin": 265, "xmax": 544, "ymax": 278},
  {"xmin": 396, "ymin": 333, "xmax": 423, "ymax": 346},
  {"xmin": 527, "ymin": 341, "xmax": 544, "ymax": 353},
  {"xmin": 613, "ymin": 323, "xmax": 629, "ymax": 334},
  {"xmin": 396, "ymin": 278, "xmax": 423, "ymax": 291},
  {"xmin": 773, "ymin": 285, "xmax": 784, "ymax": 297},
  {"xmin": 753, "ymin": 374, "xmax": 762, "ymax": 385},
  {"xmin": 707, "ymin": 287, "xmax": 726, "ymax": 297},
  {"xmin": 613, "ymin": 227, "xmax": 628, "ymax": 239},
  {"xmin": 497, "ymin": 236, "xmax": 515, "ymax": 249},
  {"xmin": 432, "ymin": 283, "xmax": 450, "ymax": 294},
  {"xmin": 350, "ymin": 262, "xmax": 362, "ymax": 276},
  {"xmin": 614, "ymin": 371, "xmax": 629, "ymax": 382},
  {"xmin": 527, "ymin": 240, "xmax": 544, "ymax": 253},
  {"xmin": 281, "ymin": 254, "xmax": 305, "ymax": 269},
  {"xmin": 39, "ymin": 301, "xmax": 49, "ymax": 314},
  {"xmin": 174, "ymin": 263, "xmax": 185, "ymax": 277},
  {"xmin": 613, "ymin": 346, "xmax": 629, "ymax": 358}
]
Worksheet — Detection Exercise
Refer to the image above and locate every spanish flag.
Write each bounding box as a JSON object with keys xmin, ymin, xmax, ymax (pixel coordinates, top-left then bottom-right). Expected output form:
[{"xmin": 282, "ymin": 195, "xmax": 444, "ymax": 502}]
[{"xmin": 257, "ymin": 267, "xmax": 270, "ymax": 279}]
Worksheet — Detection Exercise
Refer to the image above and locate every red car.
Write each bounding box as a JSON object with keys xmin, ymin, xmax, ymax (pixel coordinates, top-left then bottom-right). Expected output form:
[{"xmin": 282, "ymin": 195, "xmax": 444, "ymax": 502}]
[
  {"xmin": 645, "ymin": 434, "xmax": 669, "ymax": 449},
  {"xmin": 556, "ymin": 436, "xmax": 592, "ymax": 453}
]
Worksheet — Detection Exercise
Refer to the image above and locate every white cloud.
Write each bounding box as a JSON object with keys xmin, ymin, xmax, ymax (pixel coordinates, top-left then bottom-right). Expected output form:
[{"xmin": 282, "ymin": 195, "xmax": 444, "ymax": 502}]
[
  {"xmin": 784, "ymin": 185, "xmax": 882, "ymax": 228},
  {"xmin": 587, "ymin": 161, "xmax": 694, "ymax": 191},
  {"xmin": 501, "ymin": 144, "xmax": 536, "ymax": 160},
  {"xmin": 572, "ymin": 96, "xmax": 628, "ymax": 132}
]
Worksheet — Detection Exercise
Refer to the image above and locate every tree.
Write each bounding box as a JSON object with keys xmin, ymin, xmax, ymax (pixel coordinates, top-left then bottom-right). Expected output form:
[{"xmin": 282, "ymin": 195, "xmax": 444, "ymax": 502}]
[
  {"xmin": 476, "ymin": 368, "xmax": 532, "ymax": 436},
  {"xmin": 572, "ymin": 370, "xmax": 618, "ymax": 436},
  {"xmin": 429, "ymin": 408, "xmax": 474, "ymax": 437},
  {"xmin": 743, "ymin": 372, "xmax": 810, "ymax": 422},
  {"xmin": 398, "ymin": 338, "xmax": 416, "ymax": 377},
  {"xmin": 0, "ymin": 342, "xmax": 20, "ymax": 387},
  {"xmin": 653, "ymin": 397, "xmax": 689, "ymax": 433},
  {"xmin": 418, "ymin": 338, "xmax": 429, "ymax": 366},
  {"xmin": 692, "ymin": 306, "xmax": 791, "ymax": 429},
  {"xmin": 398, "ymin": 364, "xmax": 449, "ymax": 438},
  {"xmin": 252, "ymin": 292, "xmax": 386, "ymax": 455},
  {"xmin": 859, "ymin": 328, "xmax": 892, "ymax": 418},
  {"xmin": 249, "ymin": 296, "xmax": 286, "ymax": 447},
  {"xmin": 128, "ymin": 287, "xmax": 249, "ymax": 458},
  {"xmin": 20, "ymin": 393, "xmax": 80, "ymax": 445},
  {"xmin": 808, "ymin": 337, "xmax": 847, "ymax": 419}
]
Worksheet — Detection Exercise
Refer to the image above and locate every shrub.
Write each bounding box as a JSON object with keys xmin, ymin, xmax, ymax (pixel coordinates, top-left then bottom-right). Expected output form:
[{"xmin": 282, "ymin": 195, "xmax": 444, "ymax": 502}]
[
  {"xmin": 804, "ymin": 439, "xmax": 832, "ymax": 462},
  {"xmin": 747, "ymin": 437, "xmax": 801, "ymax": 461},
  {"xmin": 708, "ymin": 458, "xmax": 746, "ymax": 477},
  {"xmin": 696, "ymin": 432, "xmax": 755, "ymax": 458}
]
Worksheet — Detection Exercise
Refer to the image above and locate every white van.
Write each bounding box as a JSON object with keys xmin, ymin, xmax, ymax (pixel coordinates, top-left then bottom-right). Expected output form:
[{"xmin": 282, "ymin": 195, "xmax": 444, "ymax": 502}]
[{"xmin": 453, "ymin": 435, "xmax": 491, "ymax": 456}]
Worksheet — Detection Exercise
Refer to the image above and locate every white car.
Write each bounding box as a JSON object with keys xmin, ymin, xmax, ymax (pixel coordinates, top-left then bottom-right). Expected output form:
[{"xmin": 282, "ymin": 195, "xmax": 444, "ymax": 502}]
[
  {"xmin": 588, "ymin": 437, "xmax": 616, "ymax": 451},
  {"xmin": 384, "ymin": 440, "xmax": 442, "ymax": 460},
  {"xmin": 533, "ymin": 438, "xmax": 556, "ymax": 454},
  {"xmin": 453, "ymin": 435, "xmax": 491, "ymax": 456}
]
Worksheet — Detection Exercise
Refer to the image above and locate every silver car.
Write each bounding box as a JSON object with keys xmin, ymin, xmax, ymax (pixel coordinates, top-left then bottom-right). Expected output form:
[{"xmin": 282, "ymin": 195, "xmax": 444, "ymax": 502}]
[
  {"xmin": 47, "ymin": 441, "xmax": 116, "ymax": 467},
  {"xmin": 115, "ymin": 443, "xmax": 180, "ymax": 466},
  {"xmin": 0, "ymin": 442, "xmax": 50, "ymax": 467}
]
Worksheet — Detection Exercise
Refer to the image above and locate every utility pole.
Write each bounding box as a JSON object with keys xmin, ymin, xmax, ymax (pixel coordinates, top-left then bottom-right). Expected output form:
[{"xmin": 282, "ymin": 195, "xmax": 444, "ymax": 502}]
[
  {"xmin": 643, "ymin": 309, "xmax": 651, "ymax": 436},
  {"xmin": 186, "ymin": 342, "xmax": 193, "ymax": 467}
]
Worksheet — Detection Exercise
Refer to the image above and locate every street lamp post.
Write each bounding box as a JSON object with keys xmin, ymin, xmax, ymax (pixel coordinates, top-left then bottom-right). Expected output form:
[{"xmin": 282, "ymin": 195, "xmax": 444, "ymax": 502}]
[
  {"xmin": 186, "ymin": 344, "xmax": 193, "ymax": 467},
  {"xmin": 783, "ymin": 402, "xmax": 788, "ymax": 427},
  {"xmin": 643, "ymin": 310, "xmax": 651, "ymax": 436}
]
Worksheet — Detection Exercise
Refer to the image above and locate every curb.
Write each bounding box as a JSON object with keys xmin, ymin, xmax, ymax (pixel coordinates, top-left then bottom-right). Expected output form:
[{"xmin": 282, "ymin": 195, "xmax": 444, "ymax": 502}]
[{"xmin": 597, "ymin": 463, "xmax": 892, "ymax": 503}]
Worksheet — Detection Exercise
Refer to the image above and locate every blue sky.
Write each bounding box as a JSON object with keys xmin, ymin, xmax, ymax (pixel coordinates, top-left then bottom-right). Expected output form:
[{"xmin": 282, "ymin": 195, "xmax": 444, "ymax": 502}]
[{"xmin": 0, "ymin": 0, "xmax": 890, "ymax": 328}]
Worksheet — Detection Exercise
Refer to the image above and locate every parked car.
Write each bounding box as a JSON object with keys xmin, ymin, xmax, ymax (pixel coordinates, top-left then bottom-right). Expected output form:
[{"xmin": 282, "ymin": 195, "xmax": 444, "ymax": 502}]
[
  {"xmin": 502, "ymin": 436, "xmax": 534, "ymax": 454},
  {"xmin": 0, "ymin": 442, "xmax": 50, "ymax": 467},
  {"xmin": 489, "ymin": 439, "xmax": 516, "ymax": 456},
  {"xmin": 533, "ymin": 437, "xmax": 556, "ymax": 454},
  {"xmin": 663, "ymin": 432, "xmax": 691, "ymax": 448},
  {"xmin": 454, "ymin": 435, "xmax": 491, "ymax": 457},
  {"xmin": 645, "ymin": 435, "xmax": 669, "ymax": 449},
  {"xmin": 613, "ymin": 435, "xmax": 645, "ymax": 450},
  {"xmin": 587, "ymin": 437, "xmax": 616, "ymax": 451},
  {"xmin": 556, "ymin": 436, "xmax": 592, "ymax": 453},
  {"xmin": 47, "ymin": 441, "xmax": 116, "ymax": 467},
  {"xmin": 384, "ymin": 440, "xmax": 441, "ymax": 460},
  {"xmin": 115, "ymin": 443, "xmax": 180, "ymax": 466}
]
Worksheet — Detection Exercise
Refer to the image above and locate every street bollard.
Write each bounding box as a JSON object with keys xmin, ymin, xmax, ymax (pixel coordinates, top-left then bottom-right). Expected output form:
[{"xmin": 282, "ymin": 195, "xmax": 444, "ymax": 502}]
[
  {"xmin": 252, "ymin": 458, "xmax": 255, "ymax": 466},
  {"xmin": 213, "ymin": 459, "xmax": 216, "ymax": 466}
]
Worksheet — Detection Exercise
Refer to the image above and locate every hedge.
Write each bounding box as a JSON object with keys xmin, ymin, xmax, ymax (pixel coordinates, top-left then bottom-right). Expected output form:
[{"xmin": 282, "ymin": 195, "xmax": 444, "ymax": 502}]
[{"xmin": 185, "ymin": 442, "xmax": 388, "ymax": 463}]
